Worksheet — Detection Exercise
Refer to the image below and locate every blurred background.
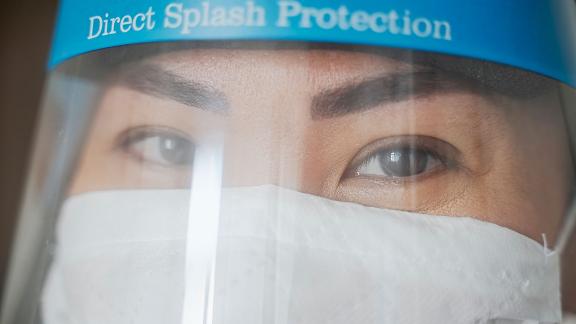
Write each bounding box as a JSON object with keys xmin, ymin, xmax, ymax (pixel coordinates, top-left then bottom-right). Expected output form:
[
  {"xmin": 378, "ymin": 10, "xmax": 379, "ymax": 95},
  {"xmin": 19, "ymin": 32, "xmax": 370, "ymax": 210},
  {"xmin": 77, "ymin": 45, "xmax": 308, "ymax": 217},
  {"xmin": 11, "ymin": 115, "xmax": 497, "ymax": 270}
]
[{"xmin": 0, "ymin": 0, "xmax": 59, "ymax": 292}]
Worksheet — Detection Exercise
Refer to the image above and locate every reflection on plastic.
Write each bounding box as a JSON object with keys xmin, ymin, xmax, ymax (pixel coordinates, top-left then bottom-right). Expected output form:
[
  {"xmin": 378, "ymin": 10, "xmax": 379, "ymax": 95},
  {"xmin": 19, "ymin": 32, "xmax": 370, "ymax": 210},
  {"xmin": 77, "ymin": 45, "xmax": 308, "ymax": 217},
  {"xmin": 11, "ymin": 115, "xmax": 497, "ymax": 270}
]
[
  {"xmin": 182, "ymin": 143, "xmax": 223, "ymax": 324},
  {"xmin": 42, "ymin": 186, "xmax": 561, "ymax": 324}
]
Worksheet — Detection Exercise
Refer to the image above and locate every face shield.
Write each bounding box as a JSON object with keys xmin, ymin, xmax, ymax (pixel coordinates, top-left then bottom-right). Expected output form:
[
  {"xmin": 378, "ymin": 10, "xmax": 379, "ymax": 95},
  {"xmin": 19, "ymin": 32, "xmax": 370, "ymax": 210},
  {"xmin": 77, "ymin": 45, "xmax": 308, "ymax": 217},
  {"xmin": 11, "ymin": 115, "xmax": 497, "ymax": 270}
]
[{"xmin": 3, "ymin": 1, "xmax": 576, "ymax": 323}]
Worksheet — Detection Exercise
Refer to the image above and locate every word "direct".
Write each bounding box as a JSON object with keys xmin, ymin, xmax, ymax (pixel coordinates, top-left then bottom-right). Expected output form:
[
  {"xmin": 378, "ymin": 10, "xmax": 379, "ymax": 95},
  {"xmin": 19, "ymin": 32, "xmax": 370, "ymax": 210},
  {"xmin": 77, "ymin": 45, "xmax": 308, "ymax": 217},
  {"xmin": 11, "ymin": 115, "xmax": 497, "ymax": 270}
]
[{"xmin": 88, "ymin": 7, "xmax": 156, "ymax": 40}]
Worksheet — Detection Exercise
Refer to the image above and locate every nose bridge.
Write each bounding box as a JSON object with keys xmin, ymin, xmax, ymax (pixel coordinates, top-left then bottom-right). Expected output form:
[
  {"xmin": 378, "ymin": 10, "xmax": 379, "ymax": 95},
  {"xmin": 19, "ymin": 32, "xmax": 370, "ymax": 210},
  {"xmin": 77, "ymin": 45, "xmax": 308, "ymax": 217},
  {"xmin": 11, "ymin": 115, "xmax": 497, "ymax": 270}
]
[{"xmin": 221, "ymin": 87, "xmax": 312, "ymax": 189}]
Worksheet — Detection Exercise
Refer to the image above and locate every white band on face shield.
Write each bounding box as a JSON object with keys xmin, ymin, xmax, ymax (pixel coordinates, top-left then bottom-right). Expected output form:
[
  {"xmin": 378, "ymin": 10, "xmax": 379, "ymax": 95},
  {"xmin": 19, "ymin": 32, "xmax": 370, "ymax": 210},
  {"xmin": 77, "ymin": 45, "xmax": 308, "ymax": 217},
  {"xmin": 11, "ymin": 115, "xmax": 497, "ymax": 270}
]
[{"xmin": 42, "ymin": 186, "xmax": 561, "ymax": 324}]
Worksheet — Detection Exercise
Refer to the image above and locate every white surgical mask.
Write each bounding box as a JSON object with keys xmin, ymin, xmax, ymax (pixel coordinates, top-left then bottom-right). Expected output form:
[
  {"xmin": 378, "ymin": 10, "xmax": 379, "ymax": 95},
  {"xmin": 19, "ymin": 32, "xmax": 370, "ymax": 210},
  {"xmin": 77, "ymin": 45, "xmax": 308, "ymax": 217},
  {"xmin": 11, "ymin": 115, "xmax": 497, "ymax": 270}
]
[{"xmin": 42, "ymin": 185, "xmax": 561, "ymax": 324}]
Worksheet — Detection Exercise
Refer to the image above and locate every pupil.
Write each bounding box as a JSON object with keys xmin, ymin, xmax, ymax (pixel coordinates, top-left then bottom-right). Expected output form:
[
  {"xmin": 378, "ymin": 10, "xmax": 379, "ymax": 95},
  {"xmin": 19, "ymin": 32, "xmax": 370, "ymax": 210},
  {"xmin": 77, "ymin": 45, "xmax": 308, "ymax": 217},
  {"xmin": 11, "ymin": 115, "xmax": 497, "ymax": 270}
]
[
  {"xmin": 378, "ymin": 147, "xmax": 429, "ymax": 177},
  {"xmin": 160, "ymin": 136, "xmax": 194, "ymax": 165}
]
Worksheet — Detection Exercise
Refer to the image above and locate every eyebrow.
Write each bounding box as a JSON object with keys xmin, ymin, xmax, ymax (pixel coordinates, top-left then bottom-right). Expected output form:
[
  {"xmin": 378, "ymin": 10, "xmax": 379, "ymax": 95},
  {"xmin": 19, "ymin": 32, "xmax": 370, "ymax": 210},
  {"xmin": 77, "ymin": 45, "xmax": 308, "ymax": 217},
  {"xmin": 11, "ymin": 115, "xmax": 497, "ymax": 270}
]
[
  {"xmin": 311, "ymin": 70, "xmax": 463, "ymax": 120},
  {"xmin": 117, "ymin": 64, "xmax": 230, "ymax": 113},
  {"xmin": 117, "ymin": 63, "xmax": 467, "ymax": 120}
]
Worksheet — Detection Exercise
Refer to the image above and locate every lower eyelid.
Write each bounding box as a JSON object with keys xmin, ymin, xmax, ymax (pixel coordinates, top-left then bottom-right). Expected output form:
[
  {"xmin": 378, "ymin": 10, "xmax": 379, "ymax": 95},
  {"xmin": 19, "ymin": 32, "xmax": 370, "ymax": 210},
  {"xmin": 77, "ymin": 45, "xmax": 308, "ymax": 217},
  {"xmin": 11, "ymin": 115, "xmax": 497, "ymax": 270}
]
[{"xmin": 349, "ymin": 163, "xmax": 449, "ymax": 185}]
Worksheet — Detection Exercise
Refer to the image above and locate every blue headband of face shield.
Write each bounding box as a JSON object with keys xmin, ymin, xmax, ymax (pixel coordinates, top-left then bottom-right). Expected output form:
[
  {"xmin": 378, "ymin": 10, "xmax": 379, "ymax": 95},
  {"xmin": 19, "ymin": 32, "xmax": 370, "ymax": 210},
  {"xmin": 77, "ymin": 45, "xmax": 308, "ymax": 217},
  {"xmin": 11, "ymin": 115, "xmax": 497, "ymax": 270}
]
[{"xmin": 50, "ymin": 0, "xmax": 576, "ymax": 87}]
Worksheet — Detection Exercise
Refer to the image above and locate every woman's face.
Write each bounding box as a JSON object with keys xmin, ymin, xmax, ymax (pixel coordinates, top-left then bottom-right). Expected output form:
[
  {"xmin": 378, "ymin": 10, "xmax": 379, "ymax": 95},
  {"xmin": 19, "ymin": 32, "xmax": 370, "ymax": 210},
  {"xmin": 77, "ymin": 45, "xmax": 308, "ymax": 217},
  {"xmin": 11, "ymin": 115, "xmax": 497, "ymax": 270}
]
[{"xmin": 69, "ymin": 47, "xmax": 573, "ymax": 243}]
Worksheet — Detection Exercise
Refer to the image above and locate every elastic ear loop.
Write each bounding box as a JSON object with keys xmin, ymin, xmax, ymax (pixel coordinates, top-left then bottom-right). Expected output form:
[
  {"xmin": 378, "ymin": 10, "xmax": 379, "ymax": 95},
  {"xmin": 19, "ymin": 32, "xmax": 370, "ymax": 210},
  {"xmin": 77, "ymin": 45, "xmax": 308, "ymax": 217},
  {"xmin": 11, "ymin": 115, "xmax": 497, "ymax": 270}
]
[{"xmin": 556, "ymin": 197, "xmax": 576, "ymax": 254}]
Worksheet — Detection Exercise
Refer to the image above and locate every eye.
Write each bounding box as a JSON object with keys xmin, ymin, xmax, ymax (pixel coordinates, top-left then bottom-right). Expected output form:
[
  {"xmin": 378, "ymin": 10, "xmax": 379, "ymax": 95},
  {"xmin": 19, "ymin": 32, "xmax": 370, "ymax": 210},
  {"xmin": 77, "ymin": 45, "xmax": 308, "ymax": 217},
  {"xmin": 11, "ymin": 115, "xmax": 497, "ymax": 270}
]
[
  {"xmin": 347, "ymin": 136, "xmax": 458, "ymax": 180},
  {"xmin": 356, "ymin": 147, "xmax": 442, "ymax": 178},
  {"xmin": 119, "ymin": 127, "xmax": 195, "ymax": 167}
]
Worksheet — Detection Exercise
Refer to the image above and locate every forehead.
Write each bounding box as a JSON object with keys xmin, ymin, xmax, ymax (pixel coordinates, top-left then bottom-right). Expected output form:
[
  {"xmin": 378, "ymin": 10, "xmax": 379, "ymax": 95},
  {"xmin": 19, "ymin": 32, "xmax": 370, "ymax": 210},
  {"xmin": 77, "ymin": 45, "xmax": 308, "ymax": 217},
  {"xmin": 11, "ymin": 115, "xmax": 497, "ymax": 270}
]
[{"xmin": 145, "ymin": 48, "xmax": 412, "ymax": 86}]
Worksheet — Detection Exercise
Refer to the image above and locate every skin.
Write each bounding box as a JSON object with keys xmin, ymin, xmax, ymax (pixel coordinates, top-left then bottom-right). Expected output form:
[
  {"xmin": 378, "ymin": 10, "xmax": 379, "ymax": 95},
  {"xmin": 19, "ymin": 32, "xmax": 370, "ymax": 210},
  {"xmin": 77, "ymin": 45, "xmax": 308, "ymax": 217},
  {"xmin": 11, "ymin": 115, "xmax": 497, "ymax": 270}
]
[{"xmin": 67, "ymin": 48, "xmax": 575, "ymax": 309}]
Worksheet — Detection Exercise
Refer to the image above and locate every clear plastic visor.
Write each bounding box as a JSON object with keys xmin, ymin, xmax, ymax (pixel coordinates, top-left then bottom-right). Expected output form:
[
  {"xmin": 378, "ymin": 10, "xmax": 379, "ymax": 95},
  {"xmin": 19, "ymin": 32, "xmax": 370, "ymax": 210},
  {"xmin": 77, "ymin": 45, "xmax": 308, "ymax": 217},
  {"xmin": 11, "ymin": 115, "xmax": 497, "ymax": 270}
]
[{"xmin": 3, "ymin": 41, "xmax": 576, "ymax": 324}]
